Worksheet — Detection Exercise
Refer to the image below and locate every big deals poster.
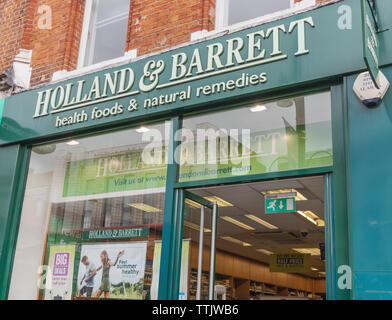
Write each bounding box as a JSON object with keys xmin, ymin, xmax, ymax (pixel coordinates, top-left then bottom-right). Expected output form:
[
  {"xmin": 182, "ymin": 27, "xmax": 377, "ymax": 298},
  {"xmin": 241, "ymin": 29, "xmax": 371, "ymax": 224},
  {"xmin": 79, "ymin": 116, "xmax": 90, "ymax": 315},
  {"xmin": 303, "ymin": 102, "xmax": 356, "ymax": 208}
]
[
  {"xmin": 45, "ymin": 245, "xmax": 76, "ymax": 300},
  {"xmin": 76, "ymin": 242, "xmax": 147, "ymax": 300}
]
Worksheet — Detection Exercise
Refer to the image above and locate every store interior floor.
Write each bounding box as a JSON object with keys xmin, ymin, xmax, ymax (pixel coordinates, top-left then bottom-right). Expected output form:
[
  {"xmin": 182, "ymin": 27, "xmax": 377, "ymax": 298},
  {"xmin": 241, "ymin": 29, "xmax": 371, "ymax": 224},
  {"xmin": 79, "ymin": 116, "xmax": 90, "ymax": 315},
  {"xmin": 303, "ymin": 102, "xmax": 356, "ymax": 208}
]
[{"xmin": 184, "ymin": 175, "xmax": 326, "ymax": 300}]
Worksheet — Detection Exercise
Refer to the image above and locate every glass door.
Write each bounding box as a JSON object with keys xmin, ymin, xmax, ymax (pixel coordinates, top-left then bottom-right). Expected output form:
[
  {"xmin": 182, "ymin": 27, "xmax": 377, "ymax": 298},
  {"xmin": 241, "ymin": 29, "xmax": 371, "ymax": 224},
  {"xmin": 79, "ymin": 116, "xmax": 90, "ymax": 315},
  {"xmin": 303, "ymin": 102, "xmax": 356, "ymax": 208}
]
[{"xmin": 182, "ymin": 191, "xmax": 218, "ymax": 300}]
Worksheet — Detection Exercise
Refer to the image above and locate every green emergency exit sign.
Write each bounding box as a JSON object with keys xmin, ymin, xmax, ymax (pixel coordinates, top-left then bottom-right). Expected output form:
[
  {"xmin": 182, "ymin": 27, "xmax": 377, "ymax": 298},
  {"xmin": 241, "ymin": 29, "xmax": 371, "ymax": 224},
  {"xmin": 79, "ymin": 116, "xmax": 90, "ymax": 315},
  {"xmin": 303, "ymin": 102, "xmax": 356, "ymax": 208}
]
[{"xmin": 265, "ymin": 197, "xmax": 295, "ymax": 214}]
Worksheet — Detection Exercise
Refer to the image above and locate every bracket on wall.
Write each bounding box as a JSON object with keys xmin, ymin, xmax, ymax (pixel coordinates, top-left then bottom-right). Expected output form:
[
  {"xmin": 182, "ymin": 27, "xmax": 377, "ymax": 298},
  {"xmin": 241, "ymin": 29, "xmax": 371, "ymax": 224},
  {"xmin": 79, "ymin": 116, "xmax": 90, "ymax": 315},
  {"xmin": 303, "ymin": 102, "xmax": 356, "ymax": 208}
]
[{"xmin": 367, "ymin": 0, "xmax": 389, "ymax": 33}]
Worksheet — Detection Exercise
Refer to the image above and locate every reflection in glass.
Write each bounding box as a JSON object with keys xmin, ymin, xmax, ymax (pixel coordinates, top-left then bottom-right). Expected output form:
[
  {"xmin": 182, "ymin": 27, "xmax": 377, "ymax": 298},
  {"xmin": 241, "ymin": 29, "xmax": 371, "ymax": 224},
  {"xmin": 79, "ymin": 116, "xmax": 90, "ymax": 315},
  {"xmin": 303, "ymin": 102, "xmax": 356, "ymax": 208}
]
[{"xmin": 179, "ymin": 92, "xmax": 332, "ymax": 183}]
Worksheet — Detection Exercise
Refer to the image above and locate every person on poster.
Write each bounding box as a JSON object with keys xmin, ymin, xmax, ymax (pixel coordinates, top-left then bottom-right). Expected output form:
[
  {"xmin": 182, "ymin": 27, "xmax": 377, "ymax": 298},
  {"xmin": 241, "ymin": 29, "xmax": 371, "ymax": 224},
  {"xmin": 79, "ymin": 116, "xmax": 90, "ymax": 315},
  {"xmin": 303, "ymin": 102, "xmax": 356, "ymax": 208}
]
[
  {"xmin": 95, "ymin": 249, "xmax": 124, "ymax": 298},
  {"xmin": 78, "ymin": 255, "xmax": 96, "ymax": 298}
]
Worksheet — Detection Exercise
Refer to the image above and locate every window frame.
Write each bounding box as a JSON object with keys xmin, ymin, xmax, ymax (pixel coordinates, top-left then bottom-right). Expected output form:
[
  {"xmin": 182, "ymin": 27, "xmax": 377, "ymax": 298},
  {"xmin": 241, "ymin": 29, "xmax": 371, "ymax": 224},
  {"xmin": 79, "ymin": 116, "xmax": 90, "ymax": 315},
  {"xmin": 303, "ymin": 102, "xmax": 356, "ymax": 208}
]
[{"xmin": 215, "ymin": 0, "xmax": 316, "ymax": 31}]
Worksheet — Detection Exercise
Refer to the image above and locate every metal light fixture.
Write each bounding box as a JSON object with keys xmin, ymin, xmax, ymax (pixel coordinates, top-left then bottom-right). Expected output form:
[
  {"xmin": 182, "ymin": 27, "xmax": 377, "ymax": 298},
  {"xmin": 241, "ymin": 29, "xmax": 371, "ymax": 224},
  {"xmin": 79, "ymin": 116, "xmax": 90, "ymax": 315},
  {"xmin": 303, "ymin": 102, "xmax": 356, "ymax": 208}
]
[
  {"xmin": 245, "ymin": 214, "xmax": 279, "ymax": 230},
  {"xmin": 256, "ymin": 248, "xmax": 274, "ymax": 255},
  {"xmin": 32, "ymin": 144, "xmax": 56, "ymax": 155},
  {"xmin": 128, "ymin": 203, "xmax": 161, "ymax": 212},
  {"xmin": 203, "ymin": 196, "xmax": 233, "ymax": 207},
  {"xmin": 221, "ymin": 236, "xmax": 251, "ymax": 247},
  {"xmin": 221, "ymin": 216, "xmax": 255, "ymax": 231},
  {"xmin": 276, "ymin": 99, "xmax": 294, "ymax": 108},
  {"xmin": 293, "ymin": 248, "xmax": 321, "ymax": 256}
]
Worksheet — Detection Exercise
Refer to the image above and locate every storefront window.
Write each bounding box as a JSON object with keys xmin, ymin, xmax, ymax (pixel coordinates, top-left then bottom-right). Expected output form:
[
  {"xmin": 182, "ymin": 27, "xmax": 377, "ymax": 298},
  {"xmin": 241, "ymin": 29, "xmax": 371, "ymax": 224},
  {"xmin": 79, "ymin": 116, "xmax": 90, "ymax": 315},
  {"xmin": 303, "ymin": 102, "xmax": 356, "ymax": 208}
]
[
  {"xmin": 8, "ymin": 122, "xmax": 169, "ymax": 300},
  {"xmin": 178, "ymin": 91, "xmax": 332, "ymax": 183}
]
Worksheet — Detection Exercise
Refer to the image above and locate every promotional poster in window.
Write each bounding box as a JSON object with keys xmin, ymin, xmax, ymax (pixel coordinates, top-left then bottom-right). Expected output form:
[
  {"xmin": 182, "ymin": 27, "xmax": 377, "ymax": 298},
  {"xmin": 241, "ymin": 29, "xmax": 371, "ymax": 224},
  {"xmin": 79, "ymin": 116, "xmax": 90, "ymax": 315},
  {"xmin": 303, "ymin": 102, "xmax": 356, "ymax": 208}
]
[{"xmin": 75, "ymin": 242, "xmax": 148, "ymax": 300}]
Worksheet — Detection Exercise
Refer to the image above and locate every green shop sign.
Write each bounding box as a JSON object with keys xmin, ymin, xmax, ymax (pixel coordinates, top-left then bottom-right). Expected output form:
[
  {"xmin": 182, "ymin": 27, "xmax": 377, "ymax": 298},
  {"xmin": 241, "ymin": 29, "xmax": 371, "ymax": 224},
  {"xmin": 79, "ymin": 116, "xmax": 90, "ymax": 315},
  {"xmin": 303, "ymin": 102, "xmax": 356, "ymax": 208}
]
[
  {"xmin": 82, "ymin": 227, "xmax": 149, "ymax": 241},
  {"xmin": 0, "ymin": 0, "xmax": 390, "ymax": 146},
  {"xmin": 362, "ymin": 0, "xmax": 381, "ymax": 88}
]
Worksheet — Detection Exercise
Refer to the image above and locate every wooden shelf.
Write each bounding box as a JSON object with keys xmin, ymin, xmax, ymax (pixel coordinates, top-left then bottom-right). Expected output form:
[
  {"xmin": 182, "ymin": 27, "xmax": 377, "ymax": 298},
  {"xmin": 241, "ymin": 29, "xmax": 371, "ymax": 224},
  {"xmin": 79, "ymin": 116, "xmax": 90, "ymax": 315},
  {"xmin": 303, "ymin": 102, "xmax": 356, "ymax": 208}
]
[
  {"xmin": 188, "ymin": 242, "xmax": 325, "ymax": 300},
  {"xmin": 188, "ymin": 269, "xmax": 233, "ymax": 300}
]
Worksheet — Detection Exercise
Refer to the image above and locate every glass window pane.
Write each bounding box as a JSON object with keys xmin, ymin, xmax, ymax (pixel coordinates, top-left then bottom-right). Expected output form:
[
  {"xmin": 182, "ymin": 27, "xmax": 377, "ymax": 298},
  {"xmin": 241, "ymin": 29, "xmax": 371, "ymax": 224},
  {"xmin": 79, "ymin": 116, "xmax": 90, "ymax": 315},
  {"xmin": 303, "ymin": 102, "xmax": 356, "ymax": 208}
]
[
  {"xmin": 96, "ymin": 0, "xmax": 131, "ymax": 22},
  {"xmin": 92, "ymin": 18, "xmax": 129, "ymax": 64},
  {"xmin": 9, "ymin": 122, "xmax": 170, "ymax": 300},
  {"xmin": 228, "ymin": 0, "xmax": 291, "ymax": 25},
  {"xmin": 88, "ymin": 0, "xmax": 131, "ymax": 65},
  {"xmin": 178, "ymin": 92, "xmax": 332, "ymax": 183}
]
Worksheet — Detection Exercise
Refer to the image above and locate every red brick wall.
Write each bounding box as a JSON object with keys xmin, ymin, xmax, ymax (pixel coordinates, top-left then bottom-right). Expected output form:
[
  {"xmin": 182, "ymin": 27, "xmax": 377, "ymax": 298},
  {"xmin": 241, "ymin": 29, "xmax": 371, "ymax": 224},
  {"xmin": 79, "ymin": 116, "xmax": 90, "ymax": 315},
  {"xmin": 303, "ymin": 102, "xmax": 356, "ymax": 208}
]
[
  {"xmin": 0, "ymin": 0, "xmax": 32, "ymax": 72},
  {"xmin": 126, "ymin": 0, "xmax": 216, "ymax": 56},
  {"xmin": 29, "ymin": 0, "xmax": 85, "ymax": 85},
  {"xmin": 0, "ymin": 0, "xmax": 84, "ymax": 86}
]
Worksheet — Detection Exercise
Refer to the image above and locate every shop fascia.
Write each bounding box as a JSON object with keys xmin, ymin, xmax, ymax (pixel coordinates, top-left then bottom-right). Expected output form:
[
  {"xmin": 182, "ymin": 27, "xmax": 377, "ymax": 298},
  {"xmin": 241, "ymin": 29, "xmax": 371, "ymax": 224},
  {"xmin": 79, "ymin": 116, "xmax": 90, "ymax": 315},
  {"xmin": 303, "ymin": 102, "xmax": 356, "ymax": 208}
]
[{"xmin": 33, "ymin": 16, "xmax": 315, "ymax": 119}]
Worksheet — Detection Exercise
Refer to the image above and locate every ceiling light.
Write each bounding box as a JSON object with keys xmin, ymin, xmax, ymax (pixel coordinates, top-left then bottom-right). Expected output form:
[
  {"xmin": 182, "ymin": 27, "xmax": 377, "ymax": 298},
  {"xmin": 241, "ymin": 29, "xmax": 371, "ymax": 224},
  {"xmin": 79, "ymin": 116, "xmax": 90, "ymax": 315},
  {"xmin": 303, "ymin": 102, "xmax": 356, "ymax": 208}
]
[
  {"xmin": 128, "ymin": 203, "xmax": 161, "ymax": 213},
  {"xmin": 66, "ymin": 140, "xmax": 79, "ymax": 146},
  {"xmin": 293, "ymin": 248, "xmax": 321, "ymax": 256},
  {"xmin": 136, "ymin": 126, "xmax": 150, "ymax": 133},
  {"xmin": 32, "ymin": 145, "xmax": 56, "ymax": 155},
  {"xmin": 296, "ymin": 211, "xmax": 318, "ymax": 225},
  {"xmin": 221, "ymin": 216, "xmax": 255, "ymax": 231},
  {"xmin": 221, "ymin": 236, "xmax": 251, "ymax": 247},
  {"xmin": 249, "ymin": 105, "xmax": 267, "ymax": 112},
  {"xmin": 311, "ymin": 267, "xmax": 318, "ymax": 271},
  {"xmin": 302, "ymin": 210, "xmax": 319, "ymax": 220},
  {"xmin": 245, "ymin": 214, "xmax": 279, "ymax": 230},
  {"xmin": 277, "ymin": 99, "xmax": 294, "ymax": 108},
  {"xmin": 256, "ymin": 249, "xmax": 274, "ymax": 255},
  {"xmin": 184, "ymin": 220, "xmax": 211, "ymax": 233},
  {"xmin": 316, "ymin": 220, "xmax": 325, "ymax": 227},
  {"xmin": 203, "ymin": 196, "xmax": 233, "ymax": 207},
  {"xmin": 185, "ymin": 198, "xmax": 202, "ymax": 209},
  {"xmin": 261, "ymin": 189, "xmax": 307, "ymax": 201},
  {"xmin": 302, "ymin": 210, "xmax": 325, "ymax": 227}
]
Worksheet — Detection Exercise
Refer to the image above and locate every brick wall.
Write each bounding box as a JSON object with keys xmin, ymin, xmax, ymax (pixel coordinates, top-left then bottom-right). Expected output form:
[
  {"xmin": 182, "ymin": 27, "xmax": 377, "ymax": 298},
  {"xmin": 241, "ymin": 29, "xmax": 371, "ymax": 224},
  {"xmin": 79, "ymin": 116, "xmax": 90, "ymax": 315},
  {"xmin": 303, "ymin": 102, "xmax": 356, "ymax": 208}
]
[
  {"xmin": 0, "ymin": 0, "xmax": 84, "ymax": 86},
  {"xmin": 0, "ymin": 0, "xmax": 335, "ymax": 88},
  {"xmin": 29, "ymin": 0, "xmax": 85, "ymax": 85},
  {"xmin": 127, "ymin": 0, "xmax": 216, "ymax": 56},
  {"xmin": 0, "ymin": 0, "xmax": 31, "ymax": 72}
]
